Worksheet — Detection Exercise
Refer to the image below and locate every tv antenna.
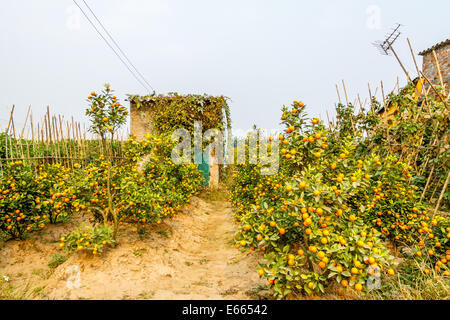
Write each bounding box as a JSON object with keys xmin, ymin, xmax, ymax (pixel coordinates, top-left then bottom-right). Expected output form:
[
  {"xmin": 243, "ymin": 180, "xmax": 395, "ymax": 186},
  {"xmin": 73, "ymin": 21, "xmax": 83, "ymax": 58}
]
[{"xmin": 372, "ymin": 23, "xmax": 402, "ymax": 55}]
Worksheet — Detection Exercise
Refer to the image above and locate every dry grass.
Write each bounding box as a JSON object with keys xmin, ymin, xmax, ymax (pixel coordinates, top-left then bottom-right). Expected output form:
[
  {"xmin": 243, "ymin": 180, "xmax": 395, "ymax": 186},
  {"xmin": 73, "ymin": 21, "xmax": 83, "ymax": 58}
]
[{"xmin": 363, "ymin": 259, "xmax": 449, "ymax": 300}]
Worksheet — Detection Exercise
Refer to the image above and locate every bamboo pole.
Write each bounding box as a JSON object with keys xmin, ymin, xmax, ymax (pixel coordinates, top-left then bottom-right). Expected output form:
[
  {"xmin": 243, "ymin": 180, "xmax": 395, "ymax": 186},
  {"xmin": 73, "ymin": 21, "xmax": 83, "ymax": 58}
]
[
  {"xmin": 342, "ymin": 80, "xmax": 349, "ymax": 106},
  {"xmin": 336, "ymin": 84, "xmax": 342, "ymax": 104},
  {"xmin": 433, "ymin": 171, "xmax": 449, "ymax": 217},
  {"xmin": 432, "ymin": 50, "xmax": 445, "ymax": 89},
  {"xmin": 420, "ymin": 71, "xmax": 447, "ymax": 105},
  {"xmin": 20, "ymin": 106, "xmax": 31, "ymax": 139},
  {"xmin": 407, "ymin": 38, "xmax": 422, "ymax": 87},
  {"xmin": 386, "ymin": 40, "xmax": 411, "ymax": 81}
]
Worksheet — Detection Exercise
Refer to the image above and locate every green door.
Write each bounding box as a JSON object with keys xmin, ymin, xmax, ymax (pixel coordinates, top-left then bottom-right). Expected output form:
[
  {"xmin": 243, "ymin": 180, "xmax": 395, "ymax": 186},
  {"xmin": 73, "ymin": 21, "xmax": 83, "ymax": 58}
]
[{"xmin": 196, "ymin": 148, "xmax": 209, "ymax": 186}]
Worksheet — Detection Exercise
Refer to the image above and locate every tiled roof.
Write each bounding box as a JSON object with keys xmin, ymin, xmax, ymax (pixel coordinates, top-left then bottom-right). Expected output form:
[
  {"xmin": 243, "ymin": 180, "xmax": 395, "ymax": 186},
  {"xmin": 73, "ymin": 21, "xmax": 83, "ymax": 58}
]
[{"xmin": 419, "ymin": 39, "xmax": 450, "ymax": 56}]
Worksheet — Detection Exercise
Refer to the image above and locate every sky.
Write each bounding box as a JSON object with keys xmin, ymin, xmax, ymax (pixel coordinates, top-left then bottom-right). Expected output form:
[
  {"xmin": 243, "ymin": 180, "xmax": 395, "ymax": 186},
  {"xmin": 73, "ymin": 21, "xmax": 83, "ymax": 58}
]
[{"xmin": 1, "ymin": 0, "xmax": 449, "ymax": 135}]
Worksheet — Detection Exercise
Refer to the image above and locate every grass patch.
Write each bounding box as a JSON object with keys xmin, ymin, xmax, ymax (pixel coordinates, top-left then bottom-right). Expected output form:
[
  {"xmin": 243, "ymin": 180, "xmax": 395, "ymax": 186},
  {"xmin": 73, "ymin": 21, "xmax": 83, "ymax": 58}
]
[
  {"xmin": 133, "ymin": 247, "xmax": 147, "ymax": 257},
  {"xmin": 199, "ymin": 187, "xmax": 229, "ymax": 202},
  {"xmin": 364, "ymin": 259, "xmax": 450, "ymax": 300},
  {"xmin": 48, "ymin": 253, "xmax": 68, "ymax": 269},
  {"xmin": 156, "ymin": 230, "xmax": 169, "ymax": 238}
]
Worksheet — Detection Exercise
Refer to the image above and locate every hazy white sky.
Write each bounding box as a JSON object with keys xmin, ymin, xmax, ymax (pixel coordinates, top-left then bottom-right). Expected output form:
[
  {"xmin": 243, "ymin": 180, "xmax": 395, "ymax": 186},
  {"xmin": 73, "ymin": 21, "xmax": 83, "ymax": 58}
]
[{"xmin": 1, "ymin": 0, "xmax": 449, "ymax": 134}]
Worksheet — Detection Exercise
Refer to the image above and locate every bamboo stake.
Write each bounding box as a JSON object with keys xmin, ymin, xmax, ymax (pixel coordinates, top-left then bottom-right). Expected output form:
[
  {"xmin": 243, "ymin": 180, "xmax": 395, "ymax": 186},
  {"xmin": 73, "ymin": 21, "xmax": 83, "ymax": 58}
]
[
  {"xmin": 336, "ymin": 84, "xmax": 342, "ymax": 104},
  {"xmin": 407, "ymin": 38, "xmax": 422, "ymax": 86},
  {"xmin": 420, "ymin": 71, "xmax": 447, "ymax": 105},
  {"xmin": 5, "ymin": 105, "xmax": 15, "ymax": 135},
  {"xmin": 421, "ymin": 164, "xmax": 435, "ymax": 201},
  {"xmin": 368, "ymin": 83, "xmax": 375, "ymax": 114},
  {"xmin": 432, "ymin": 50, "xmax": 445, "ymax": 89},
  {"xmin": 342, "ymin": 80, "xmax": 349, "ymax": 106},
  {"xmin": 386, "ymin": 40, "xmax": 411, "ymax": 81},
  {"xmin": 20, "ymin": 106, "xmax": 31, "ymax": 139},
  {"xmin": 433, "ymin": 171, "xmax": 449, "ymax": 217}
]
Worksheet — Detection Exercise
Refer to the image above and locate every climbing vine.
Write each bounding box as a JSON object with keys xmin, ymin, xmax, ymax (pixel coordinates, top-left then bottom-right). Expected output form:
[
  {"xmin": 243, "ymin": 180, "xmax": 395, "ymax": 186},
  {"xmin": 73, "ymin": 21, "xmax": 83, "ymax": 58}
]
[{"xmin": 126, "ymin": 93, "xmax": 231, "ymax": 134}]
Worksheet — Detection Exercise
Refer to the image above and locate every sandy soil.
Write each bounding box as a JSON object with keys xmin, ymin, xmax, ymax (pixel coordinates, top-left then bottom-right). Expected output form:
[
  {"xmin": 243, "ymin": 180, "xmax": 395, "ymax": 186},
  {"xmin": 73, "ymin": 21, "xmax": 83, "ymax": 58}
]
[{"xmin": 0, "ymin": 195, "xmax": 267, "ymax": 300}]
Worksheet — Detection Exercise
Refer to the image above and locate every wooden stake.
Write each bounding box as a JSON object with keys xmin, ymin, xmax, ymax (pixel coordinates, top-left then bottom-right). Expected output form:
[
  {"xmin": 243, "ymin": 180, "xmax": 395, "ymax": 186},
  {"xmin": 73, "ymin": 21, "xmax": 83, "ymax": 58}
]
[
  {"xmin": 386, "ymin": 40, "xmax": 411, "ymax": 81},
  {"xmin": 433, "ymin": 171, "xmax": 450, "ymax": 217},
  {"xmin": 342, "ymin": 80, "xmax": 349, "ymax": 106},
  {"xmin": 432, "ymin": 50, "xmax": 445, "ymax": 89}
]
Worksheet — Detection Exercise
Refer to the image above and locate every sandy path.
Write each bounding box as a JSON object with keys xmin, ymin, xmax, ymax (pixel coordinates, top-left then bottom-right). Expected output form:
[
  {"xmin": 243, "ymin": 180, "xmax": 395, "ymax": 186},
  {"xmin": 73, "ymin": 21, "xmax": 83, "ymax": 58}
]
[{"xmin": 0, "ymin": 195, "xmax": 266, "ymax": 300}]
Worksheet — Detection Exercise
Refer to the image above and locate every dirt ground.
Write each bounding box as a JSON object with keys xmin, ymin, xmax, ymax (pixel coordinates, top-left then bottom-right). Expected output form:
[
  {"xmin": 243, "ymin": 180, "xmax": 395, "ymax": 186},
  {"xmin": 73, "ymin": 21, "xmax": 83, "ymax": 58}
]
[{"xmin": 0, "ymin": 194, "xmax": 267, "ymax": 300}]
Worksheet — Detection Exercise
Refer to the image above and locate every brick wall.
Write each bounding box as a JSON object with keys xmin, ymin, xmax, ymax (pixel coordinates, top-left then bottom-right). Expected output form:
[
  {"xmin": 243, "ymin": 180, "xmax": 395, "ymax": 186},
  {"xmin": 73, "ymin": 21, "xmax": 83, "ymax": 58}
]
[
  {"xmin": 420, "ymin": 41, "xmax": 449, "ymax": 88},
  {"xmin": 129, "ymin": 102, "xmax": 154, "ymax": 140},
  {"xmin": 129, "ymin": 101, "xmax": 220, "ymax": 187}
]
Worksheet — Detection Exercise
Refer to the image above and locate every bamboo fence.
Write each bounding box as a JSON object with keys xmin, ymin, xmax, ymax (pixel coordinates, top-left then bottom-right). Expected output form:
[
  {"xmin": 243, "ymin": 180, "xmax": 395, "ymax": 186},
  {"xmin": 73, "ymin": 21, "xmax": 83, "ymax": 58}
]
[
  {"xmin": 0, "ymin": 106, "xmax": 127, "ymax": 174},
  {"xmin": 332, "ymin": 38, "xmax": 449, "ymax": 214}
]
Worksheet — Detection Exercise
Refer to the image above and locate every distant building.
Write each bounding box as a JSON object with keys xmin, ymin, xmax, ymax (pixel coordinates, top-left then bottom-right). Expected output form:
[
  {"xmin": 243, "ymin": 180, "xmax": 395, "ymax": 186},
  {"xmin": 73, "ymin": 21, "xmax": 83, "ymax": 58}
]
[
  {"xmin": 419, "ymin": 39, "xmax": 449, "ymax": 88},
  {"xmin": 376, "ymin": 39, "xmax": 449, "ymax": 125}
]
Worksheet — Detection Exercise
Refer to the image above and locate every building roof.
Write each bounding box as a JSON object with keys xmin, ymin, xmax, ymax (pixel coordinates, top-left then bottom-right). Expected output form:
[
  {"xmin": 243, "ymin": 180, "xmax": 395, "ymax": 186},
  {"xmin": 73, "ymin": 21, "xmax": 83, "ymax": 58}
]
[{"xmin": 419, "ymin": 39, "xmax": 450, "ymax": 56}]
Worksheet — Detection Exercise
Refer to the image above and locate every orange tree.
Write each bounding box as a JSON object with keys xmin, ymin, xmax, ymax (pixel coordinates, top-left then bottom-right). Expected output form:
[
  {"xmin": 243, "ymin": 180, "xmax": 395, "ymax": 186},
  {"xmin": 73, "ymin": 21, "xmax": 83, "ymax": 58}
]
[
  {"xmin": 0, "ymin": 161, "xmax": 45, "ymax": 239},
  {"xmin": 61, "ymin": 134, "xmax": 203, "ymax": 254},
  {"xmin": 85, "ymin": 83, "xmax": 128, "ymax": 149},
  {"xmin": 231, "ymin": 100, "xmax": 449, "ymax": 298},
  {"xmin": 33, "ymin": 163, "xmax": 81, "ymax": 224},
  {"xmin": 229, "ymin": 100, "xmax": 443, "ymax": 298},
  {"xmin": 0, "ymin": 161, "xmax": 83, "ymax": 239}
]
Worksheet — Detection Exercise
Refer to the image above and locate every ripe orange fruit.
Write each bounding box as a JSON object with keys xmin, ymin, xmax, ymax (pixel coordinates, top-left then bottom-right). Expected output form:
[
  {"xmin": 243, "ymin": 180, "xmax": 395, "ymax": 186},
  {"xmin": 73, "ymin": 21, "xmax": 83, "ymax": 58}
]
[
  {"xmin": 270, "ymin": 221, "xmax": 276, "ymax": 227},
  {"xmin": 297, "ymin": 249, "xmax": 304, "ymax": 256},
  {"xmin": 258, "ymin": 269, "xmax": 264, "ymax": 276},
  {"xmin": 387, "ymin": 269, "xmax": 395, "ymax": 276},
  {"xmin": 355, "ymin": 283, "xmax": 363, "ymax": 291},
  {"xmin": 341, "ymin": 279, "xmax": 348, "ymax": 287},
  {"xmin": 279, "ymin": 228, "xmax": 286, "ymax": 235}
]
